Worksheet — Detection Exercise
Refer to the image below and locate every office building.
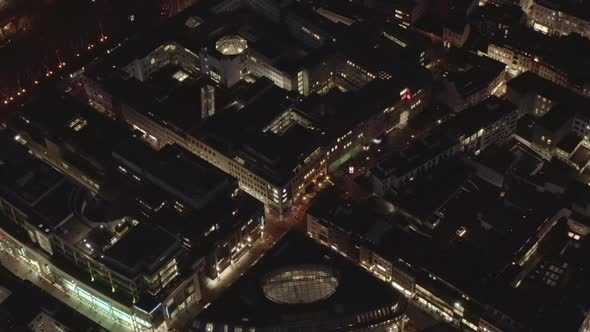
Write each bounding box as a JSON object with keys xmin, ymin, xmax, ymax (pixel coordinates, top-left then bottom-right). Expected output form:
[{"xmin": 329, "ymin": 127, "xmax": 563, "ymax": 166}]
[
  {"xmin": 0, "ymin": 124, "xmax": 264, "ymax": 331},
  {"xmin": 0, "ymin": 264, "xmax": 104, "ymax": 332}
]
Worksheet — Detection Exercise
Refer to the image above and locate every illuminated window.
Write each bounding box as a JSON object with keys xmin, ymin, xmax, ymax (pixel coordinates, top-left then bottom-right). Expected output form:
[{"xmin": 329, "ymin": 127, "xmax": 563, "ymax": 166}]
[{"xmin": 172, "ymin": 70, "xmax": 189, "ymax": 82}]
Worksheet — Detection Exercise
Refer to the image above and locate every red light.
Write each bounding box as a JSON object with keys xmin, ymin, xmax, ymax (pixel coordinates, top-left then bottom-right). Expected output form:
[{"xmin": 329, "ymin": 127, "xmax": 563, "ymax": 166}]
[{"xmin": 405, "ymin": 93, "xmax": 412, "ymax": 100}]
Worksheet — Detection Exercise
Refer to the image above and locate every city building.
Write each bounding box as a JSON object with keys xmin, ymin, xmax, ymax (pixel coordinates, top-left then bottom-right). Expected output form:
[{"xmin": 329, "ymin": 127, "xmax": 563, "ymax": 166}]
[
  {"xmin": 191, "ymin": 231, "xmax": 409, "ymax": 331},
  {"xmin": 11, "ymin": 93, "xmax": 134, "ymax": 193},
  {"xmin": 366, "ymin": 0, "xmax": 429, "ymax": 26},
  {"xmin": 437, "ymin": 49, "xmax": 506, "ymax": 112},
  {"xmin": 372, "ymin": 96, "xmax": 518, "ymax": 192},
  {"xmin": 0, "ymin": 264, "xmax": 105, "ymax": 332},
  {"xmin": 470, "ymin": 2, "xmax": 525, "ymax": 39},
  {"xmin": 307, "ymin": 180, "xmax": 525, "ymax": 332},
  {"xmin": 308, "ymin": 161, "xmax": 590, "ymax": 331},
  {"xmin": 80, "ymin": 2, "xmax": 432, "ymax": 215},
  {"xmin": 0, "ymin": 124, "xmax": 264, "ymax": 331},
  {"xmin": 506, "ymin": 72, "xmax": 590, "ymax": 165},
  {"xmin": 521, "ymin": 0, "xmax": 590, "ymax": 39},
  {"xmin": 486, "ymin": 28, "xmax": 590, "ymax": 96},
  {"xmin": 443, "ymin": 20, "xmax": 471, "ymax": 48},
  {"xmin": 505, "ymin": 71, "xmax": 575, "ymax": 117}
]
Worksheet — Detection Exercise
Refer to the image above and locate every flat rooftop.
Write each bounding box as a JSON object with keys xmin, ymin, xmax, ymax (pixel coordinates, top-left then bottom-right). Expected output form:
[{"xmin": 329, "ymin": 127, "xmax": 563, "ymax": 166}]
[
  {"xmin": 0, "ymin": 127, "xmax": 74, "ymax": 233},
  {"xmin": 443, "ymin": 50, "xmax": 505, "ymax": 97},
  {"xmin": 0, "ymin": 265, "xmax": 102, "ymax": 332},
  {"xmin": 490, "ymin": 215, "xmax": 590, "ymax": 331},
  {"xmin": 506, "ymin": 71, "xmax": 579, "ymax": 104},
  {"xmin": 432, "ymin": 96, "xmax": 516, "ymax": 137},
  {"xmin": 374, "ymin": 134, "xmax": 456, "ymax": 179},
  {"xmin": 310, "ymin": 162, "xmax": 561, "ymax": 315},
  {"xmin": 113, "ymin": 141, "xmax": 233, "ymax": 210},
  {"xmin": 196, "ymin": 69, "xmax": 430, "ymax": 186},
  {"xmin": 102, "ymin": 222, "xmax": 181, "ymax": 277},
  {"xmin": 195, "ymin": 80, "xmax": 310, "ymax": 186},
  {"xmin": 492, "ymin": 28, "xmax": 590, "ymax": 84},
  {"xmin": 193, "ymin": 231, "xmax": 405, "ymax": 331},
  {"xmin": 536, "ymin": 0, "xmax": 590, "ymax": 21},
  {"xmin": 106, "ymin": 65, "xmax": 228, "ymax": 133}
]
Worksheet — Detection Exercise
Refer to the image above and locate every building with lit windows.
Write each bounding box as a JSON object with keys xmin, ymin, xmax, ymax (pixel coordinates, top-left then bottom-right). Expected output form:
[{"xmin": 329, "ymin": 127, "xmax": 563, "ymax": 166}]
[
  {"xmin": 81, "ymin": 3, "xmax": 433, "ymax": 216},
  {"xmin": 471, "ymin": 2, "xmax": 525, "ymax": 39},
  {"xmin": 521, "ymin": 0, "xmax": 590, "ymax": 39},
  {"xmin": 309, "ymin": 132, "xmax": 590, "ymax": 331},
  {"xmin": 0, "ymin": 264, "xmax": 104, "ymax": 332},
  {"xmin": 10, "ymin": 94, "xmax": 134, "ymax": 194},
  {"xmin": 443, "ymin": 20, "xmax": 471, "ymax": 48},
  {"xmin": 191, "ymin": 231, "xmax": 409, "ymax": 332},
  {"xmin": 486, "ymin": 29, "xmax": 590, "ymax": 96},
  {"xmin": 372, "ymin": 97, "xmax": 518, "ymax": 192},
  {"xmin": 81, "ymin": 3, "xmax": 338, "ymax": 114},
  {"xmin": 307, "ymin": 167, "xmax": 590, "ymax": 332},
  {"xmin": 306, "ymin": 182, "xmax": 527, "ymax": 332},
  {"xmin": 506, "ymin": 72, "xmax": 590, "ymax": 167},
  {"xmin": 0, "ymin": 126, "xmax": 263, "ymax": 331},
  {"xmin": 366, "ymin": 0, "xmax": 428, "ymax": 26},
  {"xmin": 437, "ymin": 49, "xmax": 506, "ymax": 112},
  {"xmin": 505, "ymin": 72, "xmax": 575, "ymax": 117},
  {"xmin": 111, "ymin": 68, "xmax": 430, "ymax": 215}
]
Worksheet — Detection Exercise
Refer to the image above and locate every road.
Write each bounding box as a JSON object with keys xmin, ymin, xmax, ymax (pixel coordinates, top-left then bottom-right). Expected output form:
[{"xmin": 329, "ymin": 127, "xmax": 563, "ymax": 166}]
[
  {"xmin": 0, "ymin": 0, "xmax": 166, "ymax": 110},
  {"xmin": 168, "ymin": 210, "xmax": 294, "ymax": 331}
]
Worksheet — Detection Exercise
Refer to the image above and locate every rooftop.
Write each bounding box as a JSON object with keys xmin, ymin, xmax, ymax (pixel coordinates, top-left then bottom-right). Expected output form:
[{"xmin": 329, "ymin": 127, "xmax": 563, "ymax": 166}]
[
  {"xmin": 557, "ymin": 132, "xmax": 582, "ymax": 154},
  {"xmin": 106, "ymin": 65, "xmax": 228, "ymax": 134},
  {"xmin": 443, "ymin": 50, "xmax": 506, "ymax": 97},
  {"xmin": 492, "ymin": 28, "xmax": 590, "ymax": 84},
  {"xmin": 536, "ymin": 0, "xmax": 590, "ymax": 21},
  {"xmin": 193, "ymin": 231, "xmax": 405, "ymax": 331},
  {"xmin": 506, "ymin": 72, "xmax": 576, "ymax": 103},
  {"xmin": 432, "ymin": 96, "xmax": 516, "ymax": 137},
  {"xmin": 102, "ymin": 222, "xmax": 181, "ymax": 277},
  {"xmin": 113, "ymin": 142, "xmax": 233, "ymax": 210},
  {"xmin": 309, "ymin": 162, "xmax": 562, "ymax": 323},
  {"xmin": 196, "ymin": 71, "xmax": 431, "ymax": 186}
]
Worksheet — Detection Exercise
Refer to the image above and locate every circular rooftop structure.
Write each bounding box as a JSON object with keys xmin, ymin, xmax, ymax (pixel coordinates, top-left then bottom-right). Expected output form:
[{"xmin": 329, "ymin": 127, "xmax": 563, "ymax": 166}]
[
  {"xmin": 215, "ymin": 35, "xmax": 248, "ymax": 56},
  {"xmin": 262, "ymin": 265, "xmax": 338, "ymax": 304}
]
